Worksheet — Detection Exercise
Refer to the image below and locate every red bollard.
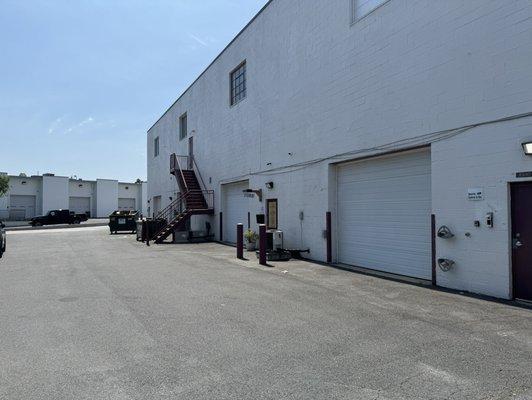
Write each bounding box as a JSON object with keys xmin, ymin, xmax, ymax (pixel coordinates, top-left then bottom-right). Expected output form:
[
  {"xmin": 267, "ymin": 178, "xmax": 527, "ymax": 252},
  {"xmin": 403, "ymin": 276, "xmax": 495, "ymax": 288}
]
[
  {"xmin": 237, "ymin": 223, "xmax": 244, "ymax": 259},
  {"xmin": 326, "ymin": 211, "xmax": 332, "ymax": 263},
  {"xmin": 259, "ymin": 224, "xmax": 267, "ymax": 265}
]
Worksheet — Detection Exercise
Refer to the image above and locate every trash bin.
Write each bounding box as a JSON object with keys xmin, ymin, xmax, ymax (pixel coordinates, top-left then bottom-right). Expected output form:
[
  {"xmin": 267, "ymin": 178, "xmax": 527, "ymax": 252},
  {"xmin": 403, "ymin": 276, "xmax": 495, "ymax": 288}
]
[{"xmin": 108, "ymin": 210, "xmax": 139, "ymax": 234}]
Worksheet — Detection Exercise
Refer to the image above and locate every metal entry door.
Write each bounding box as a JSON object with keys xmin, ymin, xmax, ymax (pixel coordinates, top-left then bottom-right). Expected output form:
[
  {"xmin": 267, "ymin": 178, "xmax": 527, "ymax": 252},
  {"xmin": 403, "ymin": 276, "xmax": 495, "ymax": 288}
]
[{"xmin": 511, "ymin": 182, "xmax": 532, "ymax": 301}]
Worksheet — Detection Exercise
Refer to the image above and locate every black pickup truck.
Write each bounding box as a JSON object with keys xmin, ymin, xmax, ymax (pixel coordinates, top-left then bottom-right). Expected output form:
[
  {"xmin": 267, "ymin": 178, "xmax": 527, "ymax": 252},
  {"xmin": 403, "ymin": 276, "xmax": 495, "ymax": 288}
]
[{"xmin": 30, "ymin": 210, "xmax": 88, "ymax": 227}]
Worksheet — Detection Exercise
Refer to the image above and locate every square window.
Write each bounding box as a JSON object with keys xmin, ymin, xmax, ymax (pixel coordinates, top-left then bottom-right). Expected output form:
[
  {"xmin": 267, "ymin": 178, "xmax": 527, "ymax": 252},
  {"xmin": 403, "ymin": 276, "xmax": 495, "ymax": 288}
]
[{"xmin": 230, "ymin": 61, "xmax": 246, "ymax": 106}]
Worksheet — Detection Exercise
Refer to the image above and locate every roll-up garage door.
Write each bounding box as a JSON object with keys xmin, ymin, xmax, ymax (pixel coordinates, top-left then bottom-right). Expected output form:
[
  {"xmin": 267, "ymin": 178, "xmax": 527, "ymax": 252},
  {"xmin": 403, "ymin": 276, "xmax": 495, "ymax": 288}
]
[
  {"xmin": 118, "ymin": 198, "xmax": 136, "ymax": 211},
  {"xmin": 222, "ymin": 180, "xmax": 249, "ymax": 244},
  {"xmin": 9, "ymin": 195, "xmax": 36, "ymax": 220},
  {"xmin": 69, "ymin": 197, "xmax": 91, "ymax": 215},
  {"xmin": 337, "ymin": 149, "xmax": 432, "ymax": 280}
]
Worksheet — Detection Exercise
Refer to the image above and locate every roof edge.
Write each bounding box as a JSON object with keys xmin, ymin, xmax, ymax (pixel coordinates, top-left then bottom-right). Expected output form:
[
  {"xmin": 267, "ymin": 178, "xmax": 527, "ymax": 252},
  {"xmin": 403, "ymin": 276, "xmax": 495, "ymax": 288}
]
[{"xmin": 147, "ymin": 0, "xmax": 275, "ymax": 133}]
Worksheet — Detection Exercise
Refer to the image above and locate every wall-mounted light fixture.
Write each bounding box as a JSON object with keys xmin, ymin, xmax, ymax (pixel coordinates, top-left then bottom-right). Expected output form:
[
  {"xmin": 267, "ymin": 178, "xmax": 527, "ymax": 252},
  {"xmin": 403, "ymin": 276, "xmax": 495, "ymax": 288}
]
[
  {"xmin": 265, "ymin": 181, "xmax": 274, "ymax": 190},
  {"xmin": 522, "ymin": 141, "xmax": 532, "ymax": 155}
]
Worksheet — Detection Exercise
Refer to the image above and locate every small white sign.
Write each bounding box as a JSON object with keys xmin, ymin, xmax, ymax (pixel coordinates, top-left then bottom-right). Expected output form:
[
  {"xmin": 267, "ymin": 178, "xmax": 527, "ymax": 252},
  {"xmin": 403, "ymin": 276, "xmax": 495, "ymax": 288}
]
[
  {"xmin": 244, "ymin": 193, "xmax": 255, "ymax": 199},
  {"xmin": 468, "ymin": 188, "xmax": 483, "ymax": 201}
]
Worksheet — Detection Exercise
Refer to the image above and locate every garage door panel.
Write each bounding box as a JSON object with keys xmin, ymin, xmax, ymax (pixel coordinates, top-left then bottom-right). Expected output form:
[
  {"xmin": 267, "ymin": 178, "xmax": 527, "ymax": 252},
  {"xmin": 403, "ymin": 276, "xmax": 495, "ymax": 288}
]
[
  {"xmin": 69, "ymin": 197, "xmax": 91, "ymax": 215},
  {"xmin": 118, "ymin": 198, "xmax": 136, "ymax": 211},
  {"xmin": 337, "ymin": 149, "xmax": 431, "ymax": 280},
  {"xmin": 223, "ymin": 181, "xmax": 249, "ymax": 244},
  {"xmin": 9, "ymin": 195, "xmax": 36, "ymax": 220}
]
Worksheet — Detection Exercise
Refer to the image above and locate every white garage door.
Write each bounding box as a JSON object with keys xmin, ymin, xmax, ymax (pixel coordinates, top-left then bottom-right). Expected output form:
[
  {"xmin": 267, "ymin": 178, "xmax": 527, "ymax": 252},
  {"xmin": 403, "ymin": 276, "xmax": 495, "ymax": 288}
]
[
  {"xmin": 337, "ymin": 149, "xmax": 432, "ymax": 280},
  {"xmin": 118, "ymin": 198, "xmax": 136, "ymax": 211},
  {"xmin": 9, "ymin": 195, "xmax": 36, "ymax": 220},
  {"xmin": 69, "ymin": 197, "xmax": 91, "ymax": 215},
  {"xmin": 222, "ymin": 180, "xmax": 249, "ymax": 244}
]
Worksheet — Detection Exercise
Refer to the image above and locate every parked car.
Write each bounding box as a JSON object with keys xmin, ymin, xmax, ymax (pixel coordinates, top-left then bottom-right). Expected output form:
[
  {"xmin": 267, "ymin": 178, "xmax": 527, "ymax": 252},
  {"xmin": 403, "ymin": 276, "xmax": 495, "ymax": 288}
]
[
  {"xmin": 29, "ymin": 210, "xmax": 88, "ymax": 227},
  {"xmin": 0, "ymin": 221, "xmax": 6, "ymax": 258}
]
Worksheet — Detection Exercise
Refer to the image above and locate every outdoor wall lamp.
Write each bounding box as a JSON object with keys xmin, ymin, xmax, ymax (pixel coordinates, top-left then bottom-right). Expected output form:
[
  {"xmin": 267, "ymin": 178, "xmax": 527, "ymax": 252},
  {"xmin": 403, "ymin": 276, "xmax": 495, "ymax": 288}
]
[
  {"xmin": 265, "ymin": 181, "xmax": 274, "ymax": 190},
  {"xmin": 243, "ymin": 188, "xmax": 263, "ymax": 202},
  {"xmin": 522, "ymin": 141, "xmax": 532, "ymax": 155}
]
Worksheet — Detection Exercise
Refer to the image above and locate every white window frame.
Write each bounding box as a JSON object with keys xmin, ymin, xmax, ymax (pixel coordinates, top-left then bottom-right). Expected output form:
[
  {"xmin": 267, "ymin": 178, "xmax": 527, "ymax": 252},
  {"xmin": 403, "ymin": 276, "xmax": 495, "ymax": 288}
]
[{"xmin": 351, "ymin": 0, "xmax": 391, "ymax": 24}]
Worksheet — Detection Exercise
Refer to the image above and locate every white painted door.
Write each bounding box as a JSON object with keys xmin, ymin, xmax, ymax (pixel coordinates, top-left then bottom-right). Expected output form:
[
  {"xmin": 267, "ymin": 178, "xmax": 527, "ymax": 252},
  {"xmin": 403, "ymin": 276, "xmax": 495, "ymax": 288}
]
[
  {"xmin": 222, "ymin": 180, "xmax": 249, "ymax": 244},
  {"xmin": 337, "ymin": 149, "xmax": 432, "ymax": 280},
  {"xmin": 9, "ymin": 195, "xmax": 36, "ymax": 220},
  {"xmin": 118, "ymin": 198, "xmax": 136, "ymax": 211},
  {"xmin": 69, "ymin": 197, "xmax": 91, "ymax": 215},
  {"xmin": 152, "ymin": 196, "xmax": 161, "ymax": 217}
]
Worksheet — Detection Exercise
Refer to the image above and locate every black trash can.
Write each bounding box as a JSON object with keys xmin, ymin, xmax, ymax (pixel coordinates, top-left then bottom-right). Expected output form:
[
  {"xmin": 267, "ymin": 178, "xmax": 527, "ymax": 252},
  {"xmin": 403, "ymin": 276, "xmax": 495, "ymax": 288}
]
[{"xmin": 108, "ymin": 210, "xmax": 139, "ymax": 234}]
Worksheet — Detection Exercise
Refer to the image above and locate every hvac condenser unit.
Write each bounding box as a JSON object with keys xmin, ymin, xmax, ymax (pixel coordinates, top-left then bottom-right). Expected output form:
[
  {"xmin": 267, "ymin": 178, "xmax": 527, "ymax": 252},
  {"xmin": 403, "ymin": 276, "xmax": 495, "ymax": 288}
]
[{"xmin": 272, "ymin": 230, "xmax": 284, "ymax": 251}]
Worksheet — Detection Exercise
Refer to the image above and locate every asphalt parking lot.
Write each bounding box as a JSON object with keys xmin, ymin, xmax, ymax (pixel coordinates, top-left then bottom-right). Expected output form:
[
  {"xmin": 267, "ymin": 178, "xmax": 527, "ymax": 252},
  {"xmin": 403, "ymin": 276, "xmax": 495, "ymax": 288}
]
[{"xmin": 1, "ymin": 227, "xmax": 531, "ymax": 400}]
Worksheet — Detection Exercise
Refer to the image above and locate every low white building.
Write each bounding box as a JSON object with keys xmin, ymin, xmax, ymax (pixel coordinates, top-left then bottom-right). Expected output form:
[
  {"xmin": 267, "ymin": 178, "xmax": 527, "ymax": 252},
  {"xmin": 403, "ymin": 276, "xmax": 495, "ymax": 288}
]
[
  {"xmin": 147, "ymin": 0, "xmax": 532, "ymax": 301},
  {"xmin": 0, "ymin": 173, "xmax": 147, "ymax": 220}
]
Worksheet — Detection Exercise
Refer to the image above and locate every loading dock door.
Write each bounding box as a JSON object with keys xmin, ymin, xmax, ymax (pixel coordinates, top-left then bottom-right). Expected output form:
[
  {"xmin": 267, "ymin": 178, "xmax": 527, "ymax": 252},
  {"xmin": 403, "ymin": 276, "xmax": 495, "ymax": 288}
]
[
  {"xmin": 69, "ymin": 197, "xmax": 91, "ymax": 215},
  {"xmin": 9, "ymin": 195, "xmax": 36, "ymax": 220},
  {"xmin": 118, "ymin": 198, "xmax": 136, "ymax": 211},
  {"xmin": 222, "ymin": 180, "xmax": 250, "ymax": 244},
  {"xmin": 337, "ymin": 149, "xmax": 432, "ymax": 280}
]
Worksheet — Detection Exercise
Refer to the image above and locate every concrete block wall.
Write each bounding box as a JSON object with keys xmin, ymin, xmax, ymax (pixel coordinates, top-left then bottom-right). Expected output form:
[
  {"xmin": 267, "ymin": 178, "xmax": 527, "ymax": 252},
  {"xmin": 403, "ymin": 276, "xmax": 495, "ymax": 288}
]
[
  {"xmin": 433, "ymin": 117, "xmax": 532, "ymax": 299},
  {"xmin": 147, "ymin": 0, "xmax": 532, "ymax": 298}
]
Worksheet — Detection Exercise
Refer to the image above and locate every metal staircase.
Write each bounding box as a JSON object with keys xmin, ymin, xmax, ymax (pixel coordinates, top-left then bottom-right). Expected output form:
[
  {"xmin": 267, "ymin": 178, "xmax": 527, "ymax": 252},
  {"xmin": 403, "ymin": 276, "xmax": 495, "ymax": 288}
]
[{"xmin": 149, "ymin": 154, "xmax": 213, "ymax": 244}]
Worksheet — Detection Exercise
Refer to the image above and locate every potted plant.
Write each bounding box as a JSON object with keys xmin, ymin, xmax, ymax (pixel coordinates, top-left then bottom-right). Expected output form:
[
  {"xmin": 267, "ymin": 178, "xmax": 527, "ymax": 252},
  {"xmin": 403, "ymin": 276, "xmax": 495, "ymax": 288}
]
[{"xmin": 244, "ymin": 229, "xmax": 258, "ymax": 251}]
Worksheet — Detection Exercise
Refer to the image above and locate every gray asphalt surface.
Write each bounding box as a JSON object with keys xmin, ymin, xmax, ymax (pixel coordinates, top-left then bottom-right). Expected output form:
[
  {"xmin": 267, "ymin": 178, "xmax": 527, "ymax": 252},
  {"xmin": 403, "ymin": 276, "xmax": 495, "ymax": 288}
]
[{"xmin": 1, "ymin": 226, "xmax": 531, "ymax": 400}]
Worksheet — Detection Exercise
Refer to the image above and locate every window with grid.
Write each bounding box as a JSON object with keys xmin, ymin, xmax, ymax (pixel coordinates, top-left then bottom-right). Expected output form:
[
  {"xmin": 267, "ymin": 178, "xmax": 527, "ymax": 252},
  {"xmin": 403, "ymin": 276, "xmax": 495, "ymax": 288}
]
[
  {"xmin": 179, "ymin": 113, "xmax": 187, "ymax": 140},
  {"xmin": 154, "ymin": 136, "xmax": 159, "ymax": 157},
  {"xmin": 230, "ymin": 61, "xmax": 246, "ymax": 106}
]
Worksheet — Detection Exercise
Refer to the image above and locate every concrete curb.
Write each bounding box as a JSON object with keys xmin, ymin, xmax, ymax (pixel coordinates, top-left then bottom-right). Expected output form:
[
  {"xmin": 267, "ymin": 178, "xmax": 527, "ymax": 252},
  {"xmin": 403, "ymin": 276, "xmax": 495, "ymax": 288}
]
[{"xmin": 5, "ymin": 223, "xmax": 108, "ymax": 232}]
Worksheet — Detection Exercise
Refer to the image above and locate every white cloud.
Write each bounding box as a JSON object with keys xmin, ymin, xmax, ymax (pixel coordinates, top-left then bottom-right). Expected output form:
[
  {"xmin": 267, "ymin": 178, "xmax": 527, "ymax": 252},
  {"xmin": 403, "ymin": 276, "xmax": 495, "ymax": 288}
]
[
  {"xmin": 48, "ymin": 116, "xmax": 65, "ymax": 134},
  {"xmin": 188, "ymin": 33, "xmax": 208, "ymax": 47},
  {"xmin": 65, "ymin": 117, "xmax": 94, "ymax": 134}
]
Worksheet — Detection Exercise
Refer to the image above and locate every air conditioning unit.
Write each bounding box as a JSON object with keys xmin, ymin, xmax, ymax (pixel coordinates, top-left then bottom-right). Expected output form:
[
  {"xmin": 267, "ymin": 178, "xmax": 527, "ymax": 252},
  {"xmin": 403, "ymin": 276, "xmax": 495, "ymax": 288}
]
[{"xmin": 272, "ymin": 230, "xmax": 283, "ymax": 251}]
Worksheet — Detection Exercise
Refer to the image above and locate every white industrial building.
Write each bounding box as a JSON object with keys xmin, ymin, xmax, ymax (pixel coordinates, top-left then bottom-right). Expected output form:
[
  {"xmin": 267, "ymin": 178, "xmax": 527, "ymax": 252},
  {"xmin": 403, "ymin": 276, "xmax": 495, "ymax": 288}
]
[
  {"xmin": 147, "ymin": 0, "xmax": 532, "ymax": 301},
  {"xmin": 0, "ymin": 173, "xmax": 147, "ymax": 220}
]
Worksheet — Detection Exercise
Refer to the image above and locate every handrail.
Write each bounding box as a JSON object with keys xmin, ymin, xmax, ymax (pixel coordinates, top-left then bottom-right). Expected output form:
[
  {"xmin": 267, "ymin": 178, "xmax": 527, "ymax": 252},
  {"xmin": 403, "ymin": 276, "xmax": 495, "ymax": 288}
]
[
  {"xmin": 175, "ymin": 155, "xmax": 188, "ymax": 192},
  {"xmin": 192, "ymin": 156, "xmax": 208, "ymax": 192},
  {"xmin": 150, "ymin": 189, "xmax": 214, "ymax": 241},
  {"xmin": 170, "ymin": 153, "xmax": 208, "ymax": 193}
]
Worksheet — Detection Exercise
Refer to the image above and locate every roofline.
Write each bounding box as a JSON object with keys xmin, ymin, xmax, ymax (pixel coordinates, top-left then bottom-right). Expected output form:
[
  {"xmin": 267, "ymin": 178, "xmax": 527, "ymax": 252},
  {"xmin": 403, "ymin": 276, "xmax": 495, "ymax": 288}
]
[{"xmin": 147, "ymin": 0, "xmax": 275, "ymax": 133}]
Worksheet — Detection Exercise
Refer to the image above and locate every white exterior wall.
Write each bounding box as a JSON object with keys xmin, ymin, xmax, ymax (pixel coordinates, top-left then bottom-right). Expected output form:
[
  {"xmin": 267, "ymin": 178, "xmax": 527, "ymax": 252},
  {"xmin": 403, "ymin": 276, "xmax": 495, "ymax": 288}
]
[
  {"xmin": 147, "ymin": 0, "xmax": 532, "ymax": 299},
  {"xmin": 0, "ymin": 175, "xmax": 43, "ymax": 219},
  {"xmin": 42, "ymin": 176, "xmax": 69, "ymax": 214},
  {"xmin": 96, "ymin": 179, "xmax": 118, "ymax": 218}
]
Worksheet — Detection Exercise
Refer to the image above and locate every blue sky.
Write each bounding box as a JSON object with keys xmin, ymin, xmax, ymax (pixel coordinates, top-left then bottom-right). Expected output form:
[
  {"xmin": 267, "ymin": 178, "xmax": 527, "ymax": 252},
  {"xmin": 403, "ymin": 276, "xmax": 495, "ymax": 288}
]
[{"xmin": 0, "ymin": 0, "xmax": 268, "ymax": 182}]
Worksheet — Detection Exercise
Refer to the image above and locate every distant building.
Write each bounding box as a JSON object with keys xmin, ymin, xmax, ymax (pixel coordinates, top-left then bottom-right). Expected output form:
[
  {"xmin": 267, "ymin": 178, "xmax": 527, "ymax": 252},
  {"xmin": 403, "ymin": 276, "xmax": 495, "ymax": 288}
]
[{"xmin": 0, "ymin": 173, "xmax": 147, "ymax": 220}]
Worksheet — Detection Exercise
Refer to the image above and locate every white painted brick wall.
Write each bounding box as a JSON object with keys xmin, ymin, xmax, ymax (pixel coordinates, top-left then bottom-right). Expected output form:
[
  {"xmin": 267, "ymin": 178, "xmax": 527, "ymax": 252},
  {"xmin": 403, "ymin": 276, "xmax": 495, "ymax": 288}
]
[{"xmin": 147, "ymin": 0, "xmax": 532, "ymax": 299}]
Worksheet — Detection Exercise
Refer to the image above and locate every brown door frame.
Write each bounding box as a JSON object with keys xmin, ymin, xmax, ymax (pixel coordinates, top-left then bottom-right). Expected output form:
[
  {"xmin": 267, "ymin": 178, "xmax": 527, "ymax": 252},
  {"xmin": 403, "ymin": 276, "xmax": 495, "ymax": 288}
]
[{"xmin": 267, "ymin": 199, "xmax": 278, "ymax": 230}]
